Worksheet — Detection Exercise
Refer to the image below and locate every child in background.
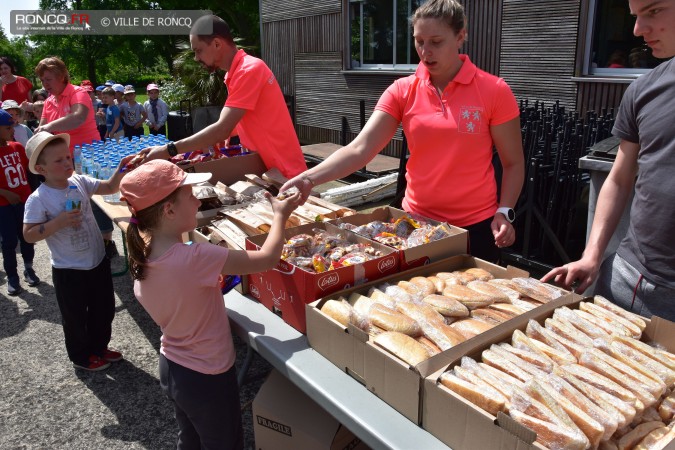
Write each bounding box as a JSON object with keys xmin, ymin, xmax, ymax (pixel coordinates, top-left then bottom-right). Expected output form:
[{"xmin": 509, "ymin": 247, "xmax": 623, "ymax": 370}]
[
  {"xmin": 0, "ymin": 110, "xmax": 38, "ymax": 296},
  {"xmin": 120, "ymin": 85, "xmax": 146, "ymax": 140},
  {"xmin": 29, "ymin": 100, "xmax": 44, "ymax": 132},
  {"xmin": 100, "ymin": 87, "xmax": 123, "ymax": 141},
  {"xmin": 120, "ymin": 160, "xmax": 301, "ymax": 449},
  {"xmin": 94, "ymin": 86, "xmax": 107, "ymax": 139},
  {"xmin": 23, "ymin": 132, "xmax": 134, "ymax": 371},
  {"xmin": 2, "ymin": 100, "xmax": 33, "ymax": 147},
  {"xmin": 112, "ymin": 84, "xmax": 125, "ymax": 105},
  {"xmin": 143, "ymin": 84, "xmax": 168, "ymax": 136}
]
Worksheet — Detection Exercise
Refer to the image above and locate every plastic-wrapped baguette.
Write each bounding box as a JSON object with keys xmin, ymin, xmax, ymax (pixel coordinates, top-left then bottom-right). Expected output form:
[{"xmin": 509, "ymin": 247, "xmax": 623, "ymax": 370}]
[
  {"xmin": 460, "ymin": 357, "xmax": 524, "ymax": 403},
  {"xmin": 610, "ymin": 334, "xmax": 675, "ymax": 373},
  {"xmin": 525, "ymin": 379, "xmax": 592, "ymax": 449},
  {"xmin": 438, "ymin": 371, "xmax": 506, "ymax": 416},
  {"xmin": 498, "ymin": 342, "xmax": 555, "ymax": 372},
  {"xmin": 579, "ymin": 301, "xmax": 642, "ymax": 338},
  {"xmin": 593, "ymin": 295, "xmax": 647, "ymax": 331},
  {"xmin": 617, "ymin": 421, "xmax": 667, "ymax": 450},
  {"xmin": 421, "ymin": 294, "xmax": 470, "ymax": 318},
  {"xmin": 373, "ymin": 331, "xmax": 430, "ymax": 366},
  {"xmin": 578, "ymin": 351, "xmax": 657, "ymax": 408},
  {"xmin": 540, "ymin": 373, "xmax": 619, "ymax": 443},
  {"xmin": 509, "ymin": 409, "xmax": 588, "ymax": 450},
  {"xmin": 525, "ymin": 320, "xmax": 578, "ymax": 363},
  {"xmin": 608, "ymin": 340, "xmax": 675, "ymax": 386},
  {"xmin": 395, "ymin": 301, "xmax": 465, "ymax": 351},
  {"xmin": 574, "ymin": 307, "xmax": 633, "ymax": 338},
  {"xmin": 554, "ymin": 306, "xmax": 610, "ymax": 340},
  {"xmin": 512, "ymin": 329, "xmax": 573, "ymax": 367},
  {"xmin": 369, "ymin": 303, "xmax": 422, "ymax": 336}
]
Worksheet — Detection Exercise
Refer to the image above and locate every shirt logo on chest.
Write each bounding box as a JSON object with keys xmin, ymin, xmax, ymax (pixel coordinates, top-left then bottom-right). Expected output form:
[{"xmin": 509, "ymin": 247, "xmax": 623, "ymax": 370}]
[{"xmin": 459, "ymin": 107, "xmax": 483, "ymax": 134}]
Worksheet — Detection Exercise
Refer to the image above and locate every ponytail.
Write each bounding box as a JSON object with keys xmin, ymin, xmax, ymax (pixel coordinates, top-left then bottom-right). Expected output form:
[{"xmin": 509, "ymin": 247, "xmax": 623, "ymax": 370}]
[{"xmin": 126, "ymin": 188, "xmax": 181, "ymax": 280}]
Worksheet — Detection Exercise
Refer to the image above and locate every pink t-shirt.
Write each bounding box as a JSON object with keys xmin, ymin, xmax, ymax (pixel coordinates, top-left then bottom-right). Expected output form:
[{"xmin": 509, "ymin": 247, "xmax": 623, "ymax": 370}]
[
  {"xmin": 375, "ymin": 55, "xmax": 519, "ymax": 227},
  {"xmin": 42, "ymin": 83, "xmax": 99, "ymax": 152},
  {"xmin": 134, "ymin": 243, "xmax": 235, "ymax": 375},
  {"xmin": 224, "ymin": 50, "xmax": 307, "ymax": 178}
]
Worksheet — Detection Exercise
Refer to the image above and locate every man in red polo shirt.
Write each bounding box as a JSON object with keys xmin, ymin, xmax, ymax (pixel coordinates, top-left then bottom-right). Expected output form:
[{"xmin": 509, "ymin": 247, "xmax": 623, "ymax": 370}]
[{"xmin": 142, "ymin": 15, "xmax": 306, "ymax": 179}]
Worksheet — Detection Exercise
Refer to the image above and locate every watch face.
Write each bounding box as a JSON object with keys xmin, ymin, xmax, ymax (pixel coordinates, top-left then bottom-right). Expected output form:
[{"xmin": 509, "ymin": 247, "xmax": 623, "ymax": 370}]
[{"xmin": 507, "ymin": 208, "xmax": 515, "ymax": 222}]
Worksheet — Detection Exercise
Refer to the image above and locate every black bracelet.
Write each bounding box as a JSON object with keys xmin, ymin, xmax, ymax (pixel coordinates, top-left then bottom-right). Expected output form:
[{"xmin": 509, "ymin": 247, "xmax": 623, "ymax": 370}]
[{"xmin": 167, "ymin": 141, "xmax": 178, "ymax": 157}]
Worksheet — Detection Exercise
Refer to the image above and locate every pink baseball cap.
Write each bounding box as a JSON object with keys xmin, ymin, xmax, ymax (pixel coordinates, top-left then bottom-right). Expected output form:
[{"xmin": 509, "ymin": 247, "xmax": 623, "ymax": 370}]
[
  {"xmin": 120, "ymin": 160, "xmax": 211, "ymax": 213},
  {"xmin": 146, "ymin": 83, "xmax": 159, "ymax": 91}
]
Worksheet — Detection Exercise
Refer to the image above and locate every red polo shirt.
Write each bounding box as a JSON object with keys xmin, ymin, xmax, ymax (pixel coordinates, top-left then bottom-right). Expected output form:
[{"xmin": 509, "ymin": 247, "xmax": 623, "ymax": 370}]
[
  {"xmin": 1, "ymin": 76, "xmax": 33, "ymax": 103},
  {"xmin": 224, "ymin": 50, "xmax": 307, "ymax": 178},
  {"xmin": 375, "ymin": 55, "xmax": 519, "ymax": 227},
  {"xmin": 42, "ymin": 83, "xmax": 99, "ymax": 152}
]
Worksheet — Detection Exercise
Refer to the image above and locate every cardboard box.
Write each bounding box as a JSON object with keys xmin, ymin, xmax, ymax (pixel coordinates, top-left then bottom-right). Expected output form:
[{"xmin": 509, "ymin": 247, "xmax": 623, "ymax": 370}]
[
  {"xmin": 253, "ymin": 369, "xmax": 370, "ymax": 450},
  {"xmin": 330, "ymin": 206, "xmax": 468, "ymax": 270},
  {"xmin": 422, "ymin": 299, "xmax": 675, "ymax": 450},
  {"xmin": 246, "ymin": 222, "xmax": 399, "ymax": 333},
  {"xmin": 182, "ymin": 151, "xmax": 267, "ymax": 184},
  {"xmin": 306, "ymin": 255, "xmax": 578, "ymax": 425}
]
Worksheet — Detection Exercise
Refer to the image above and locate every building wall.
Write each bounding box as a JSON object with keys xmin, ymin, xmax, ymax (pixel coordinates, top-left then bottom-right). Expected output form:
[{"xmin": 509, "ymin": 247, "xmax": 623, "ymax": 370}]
[{"xmin": 261, "ymin": 0, "xmax": 628, "ymax": 153}]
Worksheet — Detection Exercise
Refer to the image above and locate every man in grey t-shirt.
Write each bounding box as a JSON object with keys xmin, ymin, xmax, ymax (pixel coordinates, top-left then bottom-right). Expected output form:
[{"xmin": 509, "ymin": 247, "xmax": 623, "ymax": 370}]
[{"xmin": 543, "ymin": 0, "xmax": 675, "ymax": 321}]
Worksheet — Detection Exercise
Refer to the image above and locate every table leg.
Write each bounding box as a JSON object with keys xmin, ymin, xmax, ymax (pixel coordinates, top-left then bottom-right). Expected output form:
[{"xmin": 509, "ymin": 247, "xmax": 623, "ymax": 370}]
[{"xmin": 111, "ymin": 231, "xmax": 129, "ymax": 277}]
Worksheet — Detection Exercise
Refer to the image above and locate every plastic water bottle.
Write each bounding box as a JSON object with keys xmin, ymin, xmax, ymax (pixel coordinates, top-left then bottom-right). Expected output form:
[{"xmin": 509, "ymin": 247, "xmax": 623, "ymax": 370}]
[
  {"xmin": 64, "ymin": 185, "xmax": 90, "ymax": 251},
  {"xmin": 73, "ymin": 145, "xmax": 82, "ymax": 174},
  {"xmin": 65, "ymin": 185, "xmax": 83, "ymax": 212}
]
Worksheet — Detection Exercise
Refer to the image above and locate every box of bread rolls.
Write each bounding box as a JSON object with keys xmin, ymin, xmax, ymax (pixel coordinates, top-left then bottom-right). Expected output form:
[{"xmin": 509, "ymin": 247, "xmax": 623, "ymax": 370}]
[
  {"xmin": 306, "ymin": 254, "xmax": 577, "ymax": 424},
  {"xmin": 422, "ymin": 295, "xmax": 675, "ymax": 450},
  {"xmin": 329, "ymin": 206, "xmax": 468, "ymax": 270},
  {"xmin": 246, "ymin": 222, "xmax": 399, "ymax": 333}
]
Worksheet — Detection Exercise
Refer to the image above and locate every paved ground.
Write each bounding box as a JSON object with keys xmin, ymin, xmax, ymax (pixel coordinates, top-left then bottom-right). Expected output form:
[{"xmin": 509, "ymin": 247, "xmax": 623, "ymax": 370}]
[{"xmin": 0, "ymin": 227, "xmax": 272, "ymax": 450}]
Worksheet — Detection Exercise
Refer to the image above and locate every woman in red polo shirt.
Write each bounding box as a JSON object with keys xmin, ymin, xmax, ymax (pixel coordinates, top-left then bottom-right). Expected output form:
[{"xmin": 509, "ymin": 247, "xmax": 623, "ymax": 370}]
[
  {"xmin": 282, "ymin": 0, "xmax": 524, "ymax": 262},
  {"xmin": 0, "ymin": 56, "xmax": 33, "ymax": 104}
]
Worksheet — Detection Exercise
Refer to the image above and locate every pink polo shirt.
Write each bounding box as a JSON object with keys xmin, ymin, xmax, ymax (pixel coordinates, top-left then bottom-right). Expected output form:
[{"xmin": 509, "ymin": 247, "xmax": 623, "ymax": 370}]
[
  {"xmin": 134, "ymin": 243, "xmax": 235, "ymax": 375},
  {"xmin": 375, "ymin": 55, "xmax": 519, "ymax": 227},
  {"xmin": 42, "ymin": 83, "xmax": 99, "ymax": 152},
  {"xmin": 224, "ymin": 50, "xmax": 307, "ymax": 178}
]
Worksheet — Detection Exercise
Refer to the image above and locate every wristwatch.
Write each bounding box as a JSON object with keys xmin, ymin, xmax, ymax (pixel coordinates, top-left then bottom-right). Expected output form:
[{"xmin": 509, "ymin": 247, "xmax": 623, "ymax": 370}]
[
  {"xmin": 496, "ymin": 207, "xmax": 516, "ymax": 223},
  {"xmin": 166, "ymin": 141, "xmax": 178, "ymax": 157}
]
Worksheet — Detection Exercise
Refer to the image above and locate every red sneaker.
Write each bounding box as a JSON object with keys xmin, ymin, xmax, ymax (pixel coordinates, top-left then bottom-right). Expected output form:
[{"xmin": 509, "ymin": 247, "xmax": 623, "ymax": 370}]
[
  {"xmin": 73, "ymin": 355, "xmax": 111, "ymax": 372},
  {"xmin": 102, "ymin": 348, "xmax": 123, "ymax": 362}
]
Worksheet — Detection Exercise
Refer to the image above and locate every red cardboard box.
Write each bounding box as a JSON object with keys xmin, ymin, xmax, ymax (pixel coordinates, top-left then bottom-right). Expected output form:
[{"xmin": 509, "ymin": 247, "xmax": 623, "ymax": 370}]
[
  {"xmin": 246, "ymin": 222, "xmax": 399, "ymax": 333},
  {"xmin": 330, "ymin": 206, "xmax": 468, "ymax": 270}
]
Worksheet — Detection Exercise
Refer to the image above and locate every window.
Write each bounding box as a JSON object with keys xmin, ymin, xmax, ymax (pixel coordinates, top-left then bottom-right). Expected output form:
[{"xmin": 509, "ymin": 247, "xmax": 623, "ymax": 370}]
[
  {"xmin": 349, "ymin": 0, "xmax": 423, "ymax": 70},
  {"xmin": 585, "ymin": 0, "xmax": 661, "ymax": 76}
]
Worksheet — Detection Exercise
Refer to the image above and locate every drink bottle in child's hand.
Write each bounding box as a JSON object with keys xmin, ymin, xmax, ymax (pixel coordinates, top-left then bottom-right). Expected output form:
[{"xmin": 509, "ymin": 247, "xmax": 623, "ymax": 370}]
[{"xmin": 65, "ymin": 185, "xmax": 82, "ymax": 211}]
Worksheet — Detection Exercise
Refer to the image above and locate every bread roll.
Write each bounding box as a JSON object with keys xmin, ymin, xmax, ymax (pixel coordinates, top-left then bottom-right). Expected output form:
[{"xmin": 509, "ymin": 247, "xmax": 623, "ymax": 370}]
[
  {"xmin": 489, "ymin": 303, "xmax": 527, "ymax": 317},
  {"xmin": 489, "ymin": 344, "xmax": 549, "ymax": 379},
  {"xmin": 369, "ymin": 303, "xmax": 421, "ymax": 336},
  {"xmin": 373, "ymin": 331, "xmax": 430, "ymax": 366},
  {"xmin": 397, "ymin": 280, "xmax": 425, "ymax": 302},
  {"xmin": 554, "ymin": 307, "xmax": 609, "ymax": 339},
  {"xmin": 545, "ymin": 317, "xmax": 595, "ymax": 348},
  {"xmin": 633, "ymin": 426, "xmax": 670, "ymax": 450},
  {"xmin": 576, "ymin": 307, "xmax": 633, "ymax": 337},
  {"xmin": 511, "ymin": 329, "xmax": 559, "ymax": 367},
  {"xmin": 409, "ymin": 276, "xmax": 436, "ymax": 296},
  {"xmin": 320, "ymin": 299, "xmax": 353, "ymax": 327},
  {"xmin": 451, "ymin": 318, "xmax": 495, "ymax": 339},
  {"xmin": 554, "ymin": 367, "xmax": 636, "ymax": 428},
  {"xmin": 525, "ymin": 379, "xmax": 592, "ymax": 449},
  {"xmin": 611, "ymin": 334, "xmax": 675, "ymax": 374},
  {"xmin": 471, "ymin": 308, "xmax": 511, "ymax": 325},
  {"xmin": 451, "ymin": 270, "xmax": 478, "ymax": 284},
  {"xmin": 559, "ymin": 364, "xmax": 639, "ymax": 406},
  {"xmin": 467, "ymin": 280, "xmax": 510, "ymax": 303},
  {"xmin": 439, "ymin": 371, "xmax": 506, "ymax": 416},
  {"xmin": 460, "ymin": 356, "xmax": 523, "ymax": 401},
  {"xmin": 499, "ymin": 342, "xmax": 554, "ymax": 372},
  {"xmin": 383, "ymin": 284, "xmax": 413, "ymax": 303},
  {"xmin": 396, "ymin": 301, "xmax": 465, "ymax": 350},
  {"xmin": 609, "ymin": 340, "xmax": 675, "ymax": 386},
  {"xmin": 509, "ymin": 409, "xmax": 588, "ymax": 450},
  {"xmin": 510, "ymin": 277, "xmax": 564, "ymax": 303},
  {"xmin": 617, "ymin": 421, "xmax": 666, "ymax": 450},
  {"xmin": 367, "ymin": 288, "xmax": 397, "ymax": 309},
  {"xmin": 593, "ymin": 295, "xmax": 647, "ymax": 331},
  {"xmin": 349, "ymin": 293, "xmax": 376, "ymax": 317},
  {"xmin": 487, "ymin": 280, "xmax": 522, "ymax": 301},
  {"xmin": 541, "ymin": 373, "xmax": 619, "ymax": 443},
  {"xmin": 479, "ymin": 362, "xmax": 526, "ymax": 390},
  {"xmin": 442, "ymin": 284, "xmax": 494, "ymax": 309},
  {"xmin": 579, "ymin": 301, "xmax": 641, "ymax": 338},
  {"xmin": 416, "ymin": 335, "xmax": 441, "ymax": 356},
  {"xmin": 579, "ymin": 351, "xmax": 657, "ymax": 408},
  {"xmin": 422, "ymin": 294, "xmax": 470, "ymax": 318},
  {"xmin": 463, "ymin": 267, "xmax": 494, "ymax": 281},
  {"xmin": 426, "ymin": 275, "xmax": 446, "ymax": 294},
  {"xmin": 657, "ymin": 390, "xmax": 675, "ymax": 422},
  {"xmin": 482, "ymin": 348, "xmax": 533, "ymax": 383},
  {"xmin": 589, "ymin": 345, "xmax": 666, "ymax": 399},
  {"xmin": 525, "ymin": 319, "xmax": 578, "ymax": 361}
]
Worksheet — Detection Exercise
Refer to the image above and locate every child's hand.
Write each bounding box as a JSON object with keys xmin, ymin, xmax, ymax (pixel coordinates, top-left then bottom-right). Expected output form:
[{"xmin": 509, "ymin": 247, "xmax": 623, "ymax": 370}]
[
  {"xmin": 58, "ymin": 210, "xmax": 83, "ymax": 229},
  {"xmin": 267, "ymin": 191, "xmax": 301, "ymax": 219}
]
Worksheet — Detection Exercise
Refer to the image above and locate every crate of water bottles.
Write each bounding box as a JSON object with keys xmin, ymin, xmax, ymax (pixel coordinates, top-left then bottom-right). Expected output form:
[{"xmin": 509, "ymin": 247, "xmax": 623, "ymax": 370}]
[{"xmin": 75, "ymin": 135, "xmax": 170, "ymax": 204}]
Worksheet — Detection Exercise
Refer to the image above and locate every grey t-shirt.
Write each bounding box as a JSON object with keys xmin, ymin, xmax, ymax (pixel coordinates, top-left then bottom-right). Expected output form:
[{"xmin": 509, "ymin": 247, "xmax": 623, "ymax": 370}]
[
  {"xmin": 120, "ymin": 102, "xmax": 144, "ymax": 127},
  {"xmin": 612, "ymin": 57, "xmax": 675, "ymax": 288},
  {"xmin": 24, "ymin": 174, "xmax": 105, "ymax": 270}
]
